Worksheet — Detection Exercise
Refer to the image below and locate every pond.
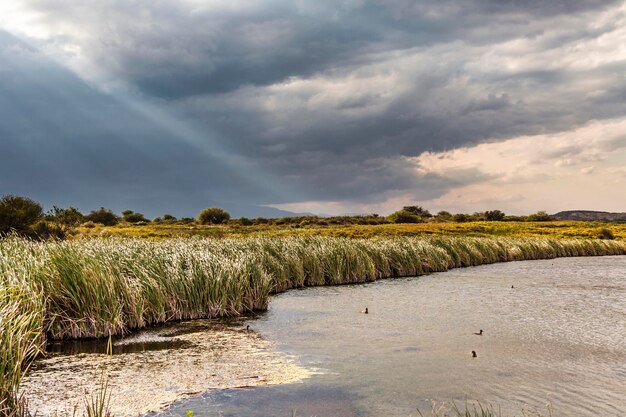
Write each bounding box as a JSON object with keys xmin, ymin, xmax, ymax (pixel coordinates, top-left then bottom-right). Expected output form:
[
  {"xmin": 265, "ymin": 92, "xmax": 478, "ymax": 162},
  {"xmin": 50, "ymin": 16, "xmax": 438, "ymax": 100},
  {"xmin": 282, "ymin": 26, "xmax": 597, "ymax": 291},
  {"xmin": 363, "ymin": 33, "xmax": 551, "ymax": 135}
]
[
  {"xmin": 23, "ymin": 256, "xmax": 626, "ymax": 416},
  {"xmin": 159, "ymin": 256, "xmax": 626, "ymax": 417}
]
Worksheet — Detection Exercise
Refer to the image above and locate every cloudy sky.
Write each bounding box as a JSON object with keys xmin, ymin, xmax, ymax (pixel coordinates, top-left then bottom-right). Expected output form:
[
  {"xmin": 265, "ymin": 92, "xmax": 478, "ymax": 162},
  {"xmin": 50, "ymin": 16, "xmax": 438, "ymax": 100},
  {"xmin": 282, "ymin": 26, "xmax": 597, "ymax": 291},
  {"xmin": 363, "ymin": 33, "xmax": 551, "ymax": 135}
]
[{"xmin": 1, "ymin": 1, "xmax": 625, "ymax": 217}]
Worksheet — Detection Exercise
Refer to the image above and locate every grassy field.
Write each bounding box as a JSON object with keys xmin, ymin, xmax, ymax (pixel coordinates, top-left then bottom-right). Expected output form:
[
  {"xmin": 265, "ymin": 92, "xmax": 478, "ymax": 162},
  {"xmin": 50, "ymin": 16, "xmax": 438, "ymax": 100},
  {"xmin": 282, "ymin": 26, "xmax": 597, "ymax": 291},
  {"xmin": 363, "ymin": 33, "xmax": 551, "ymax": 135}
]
[
  {"xmin": 72, "ymin": 220, "xmax": 626, "ymax": 240},
  {"xmin": 1, "ymin": 233, "xmax": 625, "ymax": 415}
]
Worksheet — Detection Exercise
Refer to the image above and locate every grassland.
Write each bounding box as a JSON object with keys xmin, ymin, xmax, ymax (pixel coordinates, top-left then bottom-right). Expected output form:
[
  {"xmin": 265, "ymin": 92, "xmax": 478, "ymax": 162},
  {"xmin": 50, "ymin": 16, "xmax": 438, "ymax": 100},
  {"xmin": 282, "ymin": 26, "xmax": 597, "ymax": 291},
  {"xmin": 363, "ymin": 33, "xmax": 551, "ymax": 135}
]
[
  {"xmin": 73, "ymin": 220, "xmax": 626, "ymax": 240},
  {"xmin": 1, "ymin": 232, "xmax": 625, "ymax": 415}
]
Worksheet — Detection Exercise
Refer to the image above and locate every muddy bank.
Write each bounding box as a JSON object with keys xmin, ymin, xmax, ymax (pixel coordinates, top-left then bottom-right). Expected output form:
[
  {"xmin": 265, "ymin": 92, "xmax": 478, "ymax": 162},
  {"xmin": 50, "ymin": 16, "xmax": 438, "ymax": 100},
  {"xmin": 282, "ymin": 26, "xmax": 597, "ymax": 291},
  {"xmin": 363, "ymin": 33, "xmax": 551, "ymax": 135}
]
[{"xmin": 20, "ymin": 320, "xmax": 311, "ymax": 416}]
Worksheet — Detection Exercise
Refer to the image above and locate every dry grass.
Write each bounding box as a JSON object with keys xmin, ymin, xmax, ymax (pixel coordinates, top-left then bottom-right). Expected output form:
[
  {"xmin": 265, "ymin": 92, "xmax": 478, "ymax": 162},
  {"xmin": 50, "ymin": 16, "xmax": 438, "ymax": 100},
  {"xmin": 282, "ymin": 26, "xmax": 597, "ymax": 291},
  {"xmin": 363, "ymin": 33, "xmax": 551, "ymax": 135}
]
[{"xmin": 72, "ymin": 220, "xmax": 626, "ymax": 240}]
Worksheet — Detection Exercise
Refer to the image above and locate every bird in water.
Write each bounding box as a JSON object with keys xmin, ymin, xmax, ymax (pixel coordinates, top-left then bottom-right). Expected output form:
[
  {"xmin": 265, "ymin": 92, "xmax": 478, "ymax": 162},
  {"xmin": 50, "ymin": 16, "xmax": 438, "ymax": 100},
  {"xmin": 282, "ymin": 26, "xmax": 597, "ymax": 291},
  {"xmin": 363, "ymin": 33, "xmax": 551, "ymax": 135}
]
[
  {"xmin": 474, "ymin": 329, "xmax": 483, "ymax": 335},
  {"xmin": 246, "ymin": 325, "xmax": 250, "ymax": 331},
  {"xmin": 361, "ymin": 307, "xmax": 369, "ymax": 314},
  {"xmin": 472, "ymin": 350, "xmax": 477, "ymax": 358}
]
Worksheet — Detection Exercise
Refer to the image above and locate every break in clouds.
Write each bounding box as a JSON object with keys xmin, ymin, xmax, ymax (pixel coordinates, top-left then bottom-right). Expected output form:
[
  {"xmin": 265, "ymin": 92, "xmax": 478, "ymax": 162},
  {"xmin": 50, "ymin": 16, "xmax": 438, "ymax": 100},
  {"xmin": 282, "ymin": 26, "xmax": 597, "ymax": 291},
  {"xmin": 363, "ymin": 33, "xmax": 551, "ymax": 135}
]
[{"xmin": 1, "ymin": 0, "xmax": 625, "ymax": 216}]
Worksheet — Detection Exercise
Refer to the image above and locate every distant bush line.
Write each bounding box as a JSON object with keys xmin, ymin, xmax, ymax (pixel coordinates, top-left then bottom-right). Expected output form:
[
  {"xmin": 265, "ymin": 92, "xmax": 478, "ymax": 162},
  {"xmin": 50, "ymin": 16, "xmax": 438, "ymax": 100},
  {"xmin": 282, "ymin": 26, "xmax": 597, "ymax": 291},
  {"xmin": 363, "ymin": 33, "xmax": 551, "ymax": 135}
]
[{"xmin": 3, "ymin": 195, "xmax": 616, "ymax": 241}]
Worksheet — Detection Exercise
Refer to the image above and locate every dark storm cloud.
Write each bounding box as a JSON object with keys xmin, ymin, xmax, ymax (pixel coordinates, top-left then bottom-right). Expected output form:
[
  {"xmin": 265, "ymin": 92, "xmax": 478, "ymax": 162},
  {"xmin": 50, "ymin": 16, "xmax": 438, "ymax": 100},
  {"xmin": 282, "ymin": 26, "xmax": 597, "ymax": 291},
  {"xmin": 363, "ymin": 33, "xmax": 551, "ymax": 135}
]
[
  {"xmin": 18, "ymin": 0, "xmax": 622, "ymax": 98},
  {"xmin": 0, "ymin": 31, "xmax": 303, "ymax": 216},
  {"xmin": 2, "ymin": 0, "xmax": 626, "ymax": 213}
]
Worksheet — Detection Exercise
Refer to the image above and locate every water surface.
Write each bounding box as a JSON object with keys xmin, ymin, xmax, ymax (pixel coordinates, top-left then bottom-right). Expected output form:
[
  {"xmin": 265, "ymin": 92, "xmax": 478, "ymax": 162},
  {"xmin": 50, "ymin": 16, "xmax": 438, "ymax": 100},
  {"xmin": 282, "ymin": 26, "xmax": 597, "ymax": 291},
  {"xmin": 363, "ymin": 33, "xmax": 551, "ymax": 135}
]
[{"xmin": 161, "ymin": 256, "xmax": 626, "ymax": 417}]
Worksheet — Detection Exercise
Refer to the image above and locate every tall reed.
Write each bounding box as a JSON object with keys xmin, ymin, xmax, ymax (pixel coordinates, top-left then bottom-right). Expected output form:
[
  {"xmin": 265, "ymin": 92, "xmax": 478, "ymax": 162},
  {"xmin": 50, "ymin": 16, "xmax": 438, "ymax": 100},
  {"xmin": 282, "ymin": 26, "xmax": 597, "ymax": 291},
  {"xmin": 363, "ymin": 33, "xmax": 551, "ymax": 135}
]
[{"xmin": 0, "ymin": 285, "xmax": 45, "ymax": 417}]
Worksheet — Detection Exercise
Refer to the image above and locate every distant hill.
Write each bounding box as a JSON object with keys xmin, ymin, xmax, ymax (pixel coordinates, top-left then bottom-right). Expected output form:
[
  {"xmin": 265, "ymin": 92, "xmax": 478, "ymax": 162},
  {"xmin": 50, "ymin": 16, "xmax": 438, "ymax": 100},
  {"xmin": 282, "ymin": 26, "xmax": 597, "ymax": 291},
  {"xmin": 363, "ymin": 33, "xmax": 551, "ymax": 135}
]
[
  {"xmin": 225, "ymin": 203, "xmax": 312, "ymax": 219},
  {"xmin": 553, "ymin": 210, "xmax": 626, "ymax": 221}
]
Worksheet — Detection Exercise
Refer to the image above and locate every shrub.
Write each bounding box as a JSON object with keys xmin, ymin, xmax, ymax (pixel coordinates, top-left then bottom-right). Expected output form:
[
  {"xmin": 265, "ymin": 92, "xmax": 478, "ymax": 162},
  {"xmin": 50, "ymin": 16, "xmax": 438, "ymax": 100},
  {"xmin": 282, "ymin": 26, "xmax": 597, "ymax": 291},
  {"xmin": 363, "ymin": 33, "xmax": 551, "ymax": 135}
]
[
  {"xmin": 121, "ymin": 210, "xmax": 149, "ymax": 223},
  {"xmin": 0, "ymin": 195, "xmax": 43, "ymax": 235},
  {"xmin": 484, "ymin": 210, "xmax": 506, "ymax": 221},
  {"xmin": 81, "ymin": 221, "xmax": 97, "ymax": 228},
  {"xmin": 236, "ymin": 217, "xmax": 253, "ymax": 226},
  {"xmin": 402, "ymin": 205, "xmax": 432, "ymax": 218},
  {"xmin": 47, "ymin": 206, "xmax": 84, "ymax": 226},
  {"xmin": 597, "ymin": 228, "xmax": 615, "ymax": 240},
  {"xmin": 388, "ymin": 210, "xmax": 422, "ymax": 224},
  {"xmin": 162, "ymin": 214, "xmax": 177, "ymax": 222},
  {"xmin": 84, "ymin": 208, "xmax": 119, "ymax": 226},
  {"xmin": 30, "ymin": 220, "xmax": 65, "ymax": 240},
  {"xmin": 453, "ymin": 213, "xmax": 471, "ymax": 222},
  {"xmin": 197, "ymin": 207, "xmax": 230, "ymax": 225},
  {"xmin": 526, "ymin": 211, "xmax": 553, "ymax": 222}
]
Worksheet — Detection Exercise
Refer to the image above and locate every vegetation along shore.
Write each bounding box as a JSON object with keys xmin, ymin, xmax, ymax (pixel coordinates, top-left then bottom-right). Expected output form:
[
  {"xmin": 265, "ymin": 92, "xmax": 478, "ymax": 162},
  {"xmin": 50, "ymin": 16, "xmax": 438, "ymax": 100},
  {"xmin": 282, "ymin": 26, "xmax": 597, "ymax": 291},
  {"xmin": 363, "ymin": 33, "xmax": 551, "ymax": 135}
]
[{"xmin": 2, "ymin": 234, "xmax": 626, "ymax": 415}]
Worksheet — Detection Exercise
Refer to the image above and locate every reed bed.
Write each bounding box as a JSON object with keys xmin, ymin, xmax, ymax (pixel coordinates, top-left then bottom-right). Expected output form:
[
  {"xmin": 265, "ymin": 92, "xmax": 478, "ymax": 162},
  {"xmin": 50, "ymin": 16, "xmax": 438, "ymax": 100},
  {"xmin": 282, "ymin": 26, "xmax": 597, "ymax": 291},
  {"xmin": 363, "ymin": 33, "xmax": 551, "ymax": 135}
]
[{"xmin": 1, "ymin": 235, "xmax": 625, "ymax": 415}]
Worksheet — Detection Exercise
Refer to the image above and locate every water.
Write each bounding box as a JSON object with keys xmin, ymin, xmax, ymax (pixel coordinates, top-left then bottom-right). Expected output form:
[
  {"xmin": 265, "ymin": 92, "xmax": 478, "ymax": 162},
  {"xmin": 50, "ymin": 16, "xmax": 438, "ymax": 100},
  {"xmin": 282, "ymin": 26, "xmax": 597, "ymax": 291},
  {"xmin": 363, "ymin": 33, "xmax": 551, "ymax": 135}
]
[{"xmin": 160, "ymin": 256, "xmax": 626, "ymax": 417}]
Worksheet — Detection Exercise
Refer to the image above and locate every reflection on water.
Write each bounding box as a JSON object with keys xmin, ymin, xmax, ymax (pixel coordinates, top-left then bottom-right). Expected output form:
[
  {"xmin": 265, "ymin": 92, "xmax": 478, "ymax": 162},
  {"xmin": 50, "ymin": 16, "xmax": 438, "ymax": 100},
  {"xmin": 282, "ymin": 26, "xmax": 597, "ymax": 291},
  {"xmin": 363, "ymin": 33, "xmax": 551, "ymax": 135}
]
[
  {"xmin": 153, "ymin": 385, "xmax": 366, "ymax": 417},
  {"xmin": 46, "ymin": 339, "xmax": 194, "ymax": 355},
  {"xmin": 161, "ymin": 256, "xmax": 626, "ymax": 417}
]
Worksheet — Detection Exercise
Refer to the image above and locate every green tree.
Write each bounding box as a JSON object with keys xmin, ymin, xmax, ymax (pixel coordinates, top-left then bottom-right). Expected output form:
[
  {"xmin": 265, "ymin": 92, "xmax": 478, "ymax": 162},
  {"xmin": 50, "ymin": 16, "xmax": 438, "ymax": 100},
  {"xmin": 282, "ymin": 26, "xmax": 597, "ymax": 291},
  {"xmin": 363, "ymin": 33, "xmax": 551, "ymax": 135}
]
[
  {"xmin": 388, "ymin": 210, "xmax": 422, "ymax": 224},
  {"xmin": 84, "ymin": 208, "xmax": 119, "ymax": 226},
  {"xmin": 526, "ymin": 211, "xmax": 552, "ymax": 222},
  {"xmin": 236, "ymin": 217, "xmax": 253, "ymax": 226},
  {"xmin": 121, "ymin": 210, "xmax": 149, "ymax": 223},
  {"xmin": 47, "ymin": 206, "xmax": 84, "ymax": 225},
  {"xmin": 197, "ymin": 207, "xmax": 230, "ymax": 224},
  {"xmin": 0, "ymin": 195, "xmax": 43, "ymax": 234},
  {"xmin": 402, "ymin": 206, "xmax": 432, "ymax": 218},
  {"xmin": 452, "ymin": 213, "xmax": 471, "ymax": 222},
  {"xmin": 484, "ymin": 210, "xmax": 505, "ymax": 221}
]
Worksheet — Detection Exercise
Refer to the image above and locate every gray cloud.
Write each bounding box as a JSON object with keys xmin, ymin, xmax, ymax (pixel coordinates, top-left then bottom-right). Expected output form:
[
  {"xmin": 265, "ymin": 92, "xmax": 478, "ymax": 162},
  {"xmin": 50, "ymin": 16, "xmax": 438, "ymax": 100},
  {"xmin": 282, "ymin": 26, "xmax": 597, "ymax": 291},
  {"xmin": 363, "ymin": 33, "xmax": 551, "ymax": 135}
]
[
  {"xmin": 1, "ymin": 0, "xmax": 626, "ymax": 214},
  {"xmin": 0, "ymin": 31, "xmax": 303, "ymax": 216}
]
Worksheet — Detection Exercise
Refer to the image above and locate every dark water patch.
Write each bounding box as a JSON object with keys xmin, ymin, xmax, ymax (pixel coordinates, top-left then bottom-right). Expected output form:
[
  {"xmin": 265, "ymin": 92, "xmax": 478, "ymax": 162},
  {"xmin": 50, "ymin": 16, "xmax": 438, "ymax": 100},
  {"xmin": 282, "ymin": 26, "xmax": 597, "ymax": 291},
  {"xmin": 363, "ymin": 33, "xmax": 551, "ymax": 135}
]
[
  {"xmin": 46, "ymin": 338, "xmax": 195, "ymax": 355},
  {"xmin": 45, "ymin": 317, "xmax": 257, "ymax": 355},
  {"xmin": 157, "ymin": 317, "xmax": 253, "ymax": 338},
  {"xmin": 155, "ymin": 382, "xmax": 366, "ymax": 417}
]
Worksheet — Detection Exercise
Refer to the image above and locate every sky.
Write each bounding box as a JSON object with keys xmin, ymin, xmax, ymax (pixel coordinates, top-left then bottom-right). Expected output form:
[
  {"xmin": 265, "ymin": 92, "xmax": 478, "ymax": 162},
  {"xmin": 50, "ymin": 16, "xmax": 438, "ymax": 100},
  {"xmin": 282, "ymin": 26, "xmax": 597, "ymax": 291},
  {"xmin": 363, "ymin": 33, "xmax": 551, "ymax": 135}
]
[{"xmin": 1, "ymin": 0, "xmax": 625, "ymax": 217}]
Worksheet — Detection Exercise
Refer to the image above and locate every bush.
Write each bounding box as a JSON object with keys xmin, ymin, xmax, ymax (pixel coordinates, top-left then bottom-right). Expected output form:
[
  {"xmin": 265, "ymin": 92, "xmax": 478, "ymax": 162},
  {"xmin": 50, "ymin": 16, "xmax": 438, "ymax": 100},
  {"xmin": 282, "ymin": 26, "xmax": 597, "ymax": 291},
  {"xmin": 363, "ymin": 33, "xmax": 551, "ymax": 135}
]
[
  {"xmin": 452, "ymin": 213, "xmax": 471, "ymax": 223},
  {"xmin": 30, "ymin": 220, "xmax": 65, "ymax": 240},
  {"xmin": 162, "ymin": 214, "xmax": 177, "ymax": 222},
  {"xmin": 197, "ymin": 207, "xmax": 230, "ymax": 225},
  {"xmin": 46, "ymin": 206, "xmax": 84, "ymax": 226},
  {"xmin": 235, "ymin": 217, "xmax": 253, "ymax": 226},
  {"xmin": 597, "ymin": 228, "xmax": 615, "ymax": 240},
  {"xmin": 121, "ymin": 210, "xmax": 149, "ymax": 223},
  {"xmin": 84, "ymin": 208, "xmax": 119, "ymax": 226},
  {"xmin": 484, "ymin": 210, "xmax": 506, "ymax": 221},
  {"xmin": 388, "ymin": 210, "xmax": 422, "ymax": 224},
  {"xmin": 526, "ymin": 211, "xmax": 553, "ymax": 222},
  {"xmin": 0, "ymin": 195, "xmax": 43, "ymax": 234},
  {"xmin": 402, "ymin": 206, "xmax": 432, "ymax": 218},
  {"xmin": 81, "ymin": 221, "xmax": 97, "ymax": 228}
]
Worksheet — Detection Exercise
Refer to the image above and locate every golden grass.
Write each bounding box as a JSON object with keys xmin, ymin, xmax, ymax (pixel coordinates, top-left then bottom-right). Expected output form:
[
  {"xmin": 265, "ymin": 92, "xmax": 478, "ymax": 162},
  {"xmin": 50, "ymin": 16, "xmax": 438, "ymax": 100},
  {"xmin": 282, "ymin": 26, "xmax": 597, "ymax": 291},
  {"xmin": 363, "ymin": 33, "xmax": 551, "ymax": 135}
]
[{"xmin": 72, "ymin": 221, "xmax": 626, "ymax": 240}]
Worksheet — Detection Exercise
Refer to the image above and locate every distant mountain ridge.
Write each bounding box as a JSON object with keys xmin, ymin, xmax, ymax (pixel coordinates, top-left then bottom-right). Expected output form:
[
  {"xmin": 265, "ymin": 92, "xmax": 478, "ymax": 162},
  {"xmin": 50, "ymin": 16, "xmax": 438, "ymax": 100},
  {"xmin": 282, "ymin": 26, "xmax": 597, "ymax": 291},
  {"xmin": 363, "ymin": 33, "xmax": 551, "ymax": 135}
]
[{"xmin": 553, "ymin": 210, "xmax": 626, "ymax": 221}]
